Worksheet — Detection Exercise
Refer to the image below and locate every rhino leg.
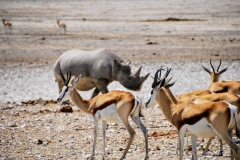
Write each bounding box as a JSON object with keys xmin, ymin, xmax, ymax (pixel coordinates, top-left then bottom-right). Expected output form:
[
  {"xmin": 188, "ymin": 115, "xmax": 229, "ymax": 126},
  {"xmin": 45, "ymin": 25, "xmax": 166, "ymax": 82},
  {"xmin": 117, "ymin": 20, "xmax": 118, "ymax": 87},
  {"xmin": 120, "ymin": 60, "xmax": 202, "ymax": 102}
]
[{"xmin": 92, "ymin": 79, "xmax": 109, "ymax": 97}]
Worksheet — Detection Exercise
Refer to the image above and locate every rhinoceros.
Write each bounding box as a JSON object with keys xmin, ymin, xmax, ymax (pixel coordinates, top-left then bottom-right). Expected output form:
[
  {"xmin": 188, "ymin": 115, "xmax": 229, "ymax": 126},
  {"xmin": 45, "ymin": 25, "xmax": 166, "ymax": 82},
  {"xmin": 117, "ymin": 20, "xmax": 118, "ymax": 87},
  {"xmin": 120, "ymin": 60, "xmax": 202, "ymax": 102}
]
[{"xmin": 54, "ymin": 48, "xmax": 149, "ymax": 98}]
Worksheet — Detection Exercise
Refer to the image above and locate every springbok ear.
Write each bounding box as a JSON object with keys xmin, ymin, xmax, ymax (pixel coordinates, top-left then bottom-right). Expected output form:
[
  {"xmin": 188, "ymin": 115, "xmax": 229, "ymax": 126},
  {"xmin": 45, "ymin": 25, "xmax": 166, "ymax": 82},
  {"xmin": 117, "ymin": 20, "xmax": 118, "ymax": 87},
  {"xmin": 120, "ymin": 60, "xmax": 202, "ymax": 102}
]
[
  {"xmin": 71, "ymin": 75, "xmax": 82, "ymax": 87},
  {"xmin": 219, "ymin": 67, "xmax": 228, "ymax": 74},
  {"xmin": 69, "ymin": 76, "xmax": 76, "ymax": 86},
  {"xmin": 202, "ymin": 65, "xmax": 211, "ymax": 74},
  {"xmin": 156, "ymin": 78, "xmax": 166, "ymax": 89},
  {"xmin": 165, "ymin": 81, "xmax": 176, "ymax": 88},
  {"xmin": 75, "ymin": 74, "xmax": 82, "ymax": 82}
]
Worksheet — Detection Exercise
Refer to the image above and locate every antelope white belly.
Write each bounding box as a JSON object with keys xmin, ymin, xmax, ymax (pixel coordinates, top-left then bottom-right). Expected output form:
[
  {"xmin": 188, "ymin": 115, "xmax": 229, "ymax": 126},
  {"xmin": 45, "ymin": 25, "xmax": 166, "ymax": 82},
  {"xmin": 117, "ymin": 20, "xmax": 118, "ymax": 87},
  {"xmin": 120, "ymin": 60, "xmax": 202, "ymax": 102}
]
[
  {"xmin": 187, "ymin": 118, "xmax": 216, "ymax": 138},
  {"xmin": 96, "ymin": 104, "xmax": 122, "ymax": 123}
]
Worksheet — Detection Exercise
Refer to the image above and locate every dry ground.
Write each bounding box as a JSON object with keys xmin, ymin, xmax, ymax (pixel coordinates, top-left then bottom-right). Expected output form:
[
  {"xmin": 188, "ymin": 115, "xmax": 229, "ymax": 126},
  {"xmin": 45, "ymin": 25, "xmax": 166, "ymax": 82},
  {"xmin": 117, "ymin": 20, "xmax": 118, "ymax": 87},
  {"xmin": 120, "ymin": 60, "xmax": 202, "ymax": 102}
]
[{"xmin": 0, "ymin": 0, "xmax": 240, "ymax": 159}]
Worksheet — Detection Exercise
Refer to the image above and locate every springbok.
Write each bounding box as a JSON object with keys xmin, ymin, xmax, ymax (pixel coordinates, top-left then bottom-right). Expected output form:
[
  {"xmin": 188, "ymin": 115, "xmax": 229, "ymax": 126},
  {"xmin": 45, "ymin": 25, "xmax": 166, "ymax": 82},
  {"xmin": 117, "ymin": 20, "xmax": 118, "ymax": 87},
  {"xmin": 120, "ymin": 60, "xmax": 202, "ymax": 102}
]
[
  {"xmin": 208, "ymin": 81, "xmax": 240, "ymax": 95},
  {"xmin": 2, "ymin": 19, "xmax": 12, "ymax": 27},
  {"xmin": 176, "ymin": 60, "xmax": 239, "ymax": 155},
  {"xmin": 145, "ymin": 67, "xmax": 240, "ymax": 160},
  {"xmin": 202, "ymin": 59, "xmax": 240, "ymax": 94},
  {"xmin": 176, "ymin": 90, "xmax": 212, "ymax": 103},
  {"xmin": 176, "ymin": 59, "xmax": 227, "ymax": 103},
  {"xmin": 2, "ymin": 19, "xmax": 12, "ymax": 34},
  {"xmin": 183, "ymin": 92, "xmax": 240, "ymax": 155},
  {"xmin": 56, "ymin": 70, "xmax": 148, "ymax": 160},
  {"xmin": 54, "ymin": 48, "xmax": 149, "ymax": 98},
  {"xmin": 57, "ymin": 19, "xmax": 66, "ymax": 34}
]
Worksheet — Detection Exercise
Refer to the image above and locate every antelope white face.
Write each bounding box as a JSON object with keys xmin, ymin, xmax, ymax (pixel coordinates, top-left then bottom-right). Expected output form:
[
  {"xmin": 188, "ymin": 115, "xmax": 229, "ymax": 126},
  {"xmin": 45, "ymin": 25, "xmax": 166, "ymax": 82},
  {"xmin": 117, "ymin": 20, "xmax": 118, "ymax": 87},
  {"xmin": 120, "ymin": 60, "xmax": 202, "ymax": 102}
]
[
  {"xmin": 57, "ymin": 85, "xmax": 71, "ymax": 102},
  {"xmin": 57, "ymin": 69, "xmax": 72, "ymax": 103},
  {"xmin": 145, "ymin": 89, "xmax": 158, "ymax": 108},
  {"xmin": 57, "ymin": 73, "xmax": 81, "ymax": 103},
  {"xmin": 145, "ymin": 67, "xmax": 172, "ymax": 108}
]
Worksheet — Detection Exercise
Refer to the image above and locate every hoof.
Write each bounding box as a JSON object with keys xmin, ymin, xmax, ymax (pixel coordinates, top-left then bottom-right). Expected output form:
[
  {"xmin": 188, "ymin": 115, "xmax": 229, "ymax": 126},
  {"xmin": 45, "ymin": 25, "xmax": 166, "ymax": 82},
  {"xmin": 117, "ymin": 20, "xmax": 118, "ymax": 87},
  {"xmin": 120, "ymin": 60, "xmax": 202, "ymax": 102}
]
[
  {"xmin": 86, "ymin": 154, "xmax": 94, "ymax": 160},
  {"xmin": 217, "ymin": 151, "xmax": 223, "ymax": 156}
]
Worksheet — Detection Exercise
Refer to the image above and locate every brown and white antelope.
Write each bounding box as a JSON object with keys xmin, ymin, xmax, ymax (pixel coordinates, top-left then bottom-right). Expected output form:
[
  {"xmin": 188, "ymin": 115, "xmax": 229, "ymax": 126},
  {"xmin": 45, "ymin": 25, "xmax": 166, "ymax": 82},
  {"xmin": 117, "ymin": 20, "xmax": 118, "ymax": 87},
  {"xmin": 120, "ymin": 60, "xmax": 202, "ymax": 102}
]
[
  {"xmin": 145, "ymin": 67, "xmax": 240, "ymax": 160},
  {"xmin": 177, "ymin": 59, "xmax": 227, "ymax": 103},
  {"xmin": 56, "ymin": 70, "xmax": 148, "ymax": 160},
  {"xmin": 2, "ymin": 19, "xmax": 12, "ymax": 27},
  {"xmin": 176, "ymin": 60, "xmax": 239, "ymax": 155},
  {"xmin": 183, "ymin": 92, "xmax": 240, "ymax": 155},
  {"xmin": 176, "ymin": 90, "xmax": 212, "ymax": 103},
  {"xmin": 2, "ymin": 19, "xmax": 12, "ymax": 34},
  {"xmin": 57, "ymin": 19, "xmax": 66, "ymax": 34},
  {"xmin": 202, "ymin": 59, "xmax": 240, "ymax": 94}
]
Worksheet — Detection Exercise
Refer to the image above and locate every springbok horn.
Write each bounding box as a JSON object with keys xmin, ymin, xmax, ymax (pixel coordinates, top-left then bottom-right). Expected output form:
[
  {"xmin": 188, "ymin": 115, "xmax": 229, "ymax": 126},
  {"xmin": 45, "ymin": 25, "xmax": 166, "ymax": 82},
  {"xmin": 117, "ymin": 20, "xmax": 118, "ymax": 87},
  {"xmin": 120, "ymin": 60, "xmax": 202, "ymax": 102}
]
[
  {"xmin": 158, "ymin": 67, "xmax": 171, "ymax": 88},
  {"xmin": 216, "ymin": 59, "xmax": 228, "ymax": 74},
  {"xmin": 163, "ymin": 67, "xmax": 172, "ymax": 80},
  {"xmin": 158, "ymin": 66, "xmax": 163, "ymax": 81},
  {"xmin": 135, "ymin": 66, "xmax": 142, "ymax": 77},
  {"xmin": 72, "ymin": 74, "xmax": 82, "ymax": 87},
  {"xmin": 152, "ymin": 69, "xmax": 161, "ymax": 88},
  {"xmin": 210, "ymin": 59, "xmax": 215, "ymax": 73},
  {"xmin": 161, "ymin": 68, "xmax": 172, "ymax": 87},
  {"xmin": 217, "ymin": 59, "xmax": 222, "ymax": 72}
]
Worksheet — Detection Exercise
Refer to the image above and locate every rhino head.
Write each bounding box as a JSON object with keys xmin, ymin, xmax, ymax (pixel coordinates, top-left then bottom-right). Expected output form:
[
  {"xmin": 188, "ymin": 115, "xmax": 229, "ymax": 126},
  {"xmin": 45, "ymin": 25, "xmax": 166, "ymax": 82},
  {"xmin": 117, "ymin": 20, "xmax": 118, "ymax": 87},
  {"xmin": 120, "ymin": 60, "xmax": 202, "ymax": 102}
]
[{"xmin": 112, "ymin": 60, "xmax": 149, "ymax": 91}]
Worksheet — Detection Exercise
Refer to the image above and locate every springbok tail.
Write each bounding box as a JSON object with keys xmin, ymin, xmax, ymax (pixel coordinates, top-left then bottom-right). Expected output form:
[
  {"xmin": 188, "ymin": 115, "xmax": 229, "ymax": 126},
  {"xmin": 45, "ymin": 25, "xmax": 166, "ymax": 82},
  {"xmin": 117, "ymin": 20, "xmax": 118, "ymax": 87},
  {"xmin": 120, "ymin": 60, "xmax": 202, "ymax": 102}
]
[
  {"xmin": 229, "ymin": 103, "xmax": 240, "ymax": 138},
  {"xmin": 235, "ymin": 113, "xmax": 240, "ymax": 138},
  {"xmin": 131, "ymin": 96, "xmax": 144, "ymax": 117}
]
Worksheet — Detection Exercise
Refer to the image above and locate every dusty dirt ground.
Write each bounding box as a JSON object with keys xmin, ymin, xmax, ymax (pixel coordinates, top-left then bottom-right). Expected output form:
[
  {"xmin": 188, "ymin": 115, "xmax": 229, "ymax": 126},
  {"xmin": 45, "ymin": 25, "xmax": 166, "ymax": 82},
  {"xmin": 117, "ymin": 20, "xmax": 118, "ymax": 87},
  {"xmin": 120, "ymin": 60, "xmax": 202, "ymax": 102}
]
[{"xmin": 0, "ymin": 0, "xmax": 240, "ymax": 159}]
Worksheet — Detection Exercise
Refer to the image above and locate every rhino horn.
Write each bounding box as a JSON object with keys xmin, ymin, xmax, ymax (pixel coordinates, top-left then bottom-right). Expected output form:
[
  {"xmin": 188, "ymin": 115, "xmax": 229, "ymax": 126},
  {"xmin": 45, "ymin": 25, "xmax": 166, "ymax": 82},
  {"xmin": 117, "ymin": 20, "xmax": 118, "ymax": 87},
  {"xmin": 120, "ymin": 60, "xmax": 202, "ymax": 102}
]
[
  {"xmin": 140, "ymin": 73, "xmax": 150, "ymax": 83},
  {"xmin": 134, "ymin": 66, "xmax": 142, "ymax": 77}
]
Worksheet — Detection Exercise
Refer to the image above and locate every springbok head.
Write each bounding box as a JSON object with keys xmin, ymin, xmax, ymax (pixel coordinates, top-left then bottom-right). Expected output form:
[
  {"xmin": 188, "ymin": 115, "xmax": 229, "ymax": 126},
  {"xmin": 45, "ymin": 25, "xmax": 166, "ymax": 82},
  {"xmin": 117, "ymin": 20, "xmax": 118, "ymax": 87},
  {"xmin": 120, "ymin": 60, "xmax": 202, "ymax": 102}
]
[
  {"xmin": 202, "ymin": 59, "xmax": 228, "ymax": 82},
  {"xmin": 57, "ymin": 68, "xmax": 81, "ymax": 102},
  {"xmin": 56, "ymin": 18, "xmax": 60, "ymax": 24},
  {"xmin": 145, "ymin": 67, "xmax": 175, "ymax": 107},
  {"xmin": 112, "ymin": 60, "xmax": 149, "ymax": 91}
]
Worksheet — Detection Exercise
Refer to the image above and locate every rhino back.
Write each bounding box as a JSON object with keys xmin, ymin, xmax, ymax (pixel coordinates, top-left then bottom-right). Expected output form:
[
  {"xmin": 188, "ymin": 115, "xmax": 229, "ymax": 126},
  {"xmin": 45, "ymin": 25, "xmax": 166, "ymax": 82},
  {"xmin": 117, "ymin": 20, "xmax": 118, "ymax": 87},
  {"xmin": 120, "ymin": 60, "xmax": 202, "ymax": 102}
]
[{"xmin": 55, "ymin": 49, "xmax": 123, "ymax": 79}]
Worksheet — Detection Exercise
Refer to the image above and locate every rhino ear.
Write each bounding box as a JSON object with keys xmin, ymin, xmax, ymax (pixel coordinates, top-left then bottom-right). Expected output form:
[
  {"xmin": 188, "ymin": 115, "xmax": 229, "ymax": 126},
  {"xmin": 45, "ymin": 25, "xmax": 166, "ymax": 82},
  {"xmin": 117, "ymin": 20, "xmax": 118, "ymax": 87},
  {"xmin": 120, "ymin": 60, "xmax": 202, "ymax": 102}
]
[
  {"xmin": 126, "ymin": 60, "xmax": 131, "ymax": 65},
  {"xmin": 113, "ymin": 60, "xmax": 122, "ymax": 71}
]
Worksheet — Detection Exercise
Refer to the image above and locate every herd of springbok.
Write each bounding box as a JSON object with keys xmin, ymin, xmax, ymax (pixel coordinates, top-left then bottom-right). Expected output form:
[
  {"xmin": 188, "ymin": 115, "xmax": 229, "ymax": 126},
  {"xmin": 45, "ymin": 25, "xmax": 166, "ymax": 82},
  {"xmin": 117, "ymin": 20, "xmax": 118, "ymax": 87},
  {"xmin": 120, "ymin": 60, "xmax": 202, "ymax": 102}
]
[
  {"xmin": 55, "ymin": 50, "xmax": 240, "ymax": 160},
  {"xmin": 2, "ymin": 18, "xmax": 67, "ymax": 34}
]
